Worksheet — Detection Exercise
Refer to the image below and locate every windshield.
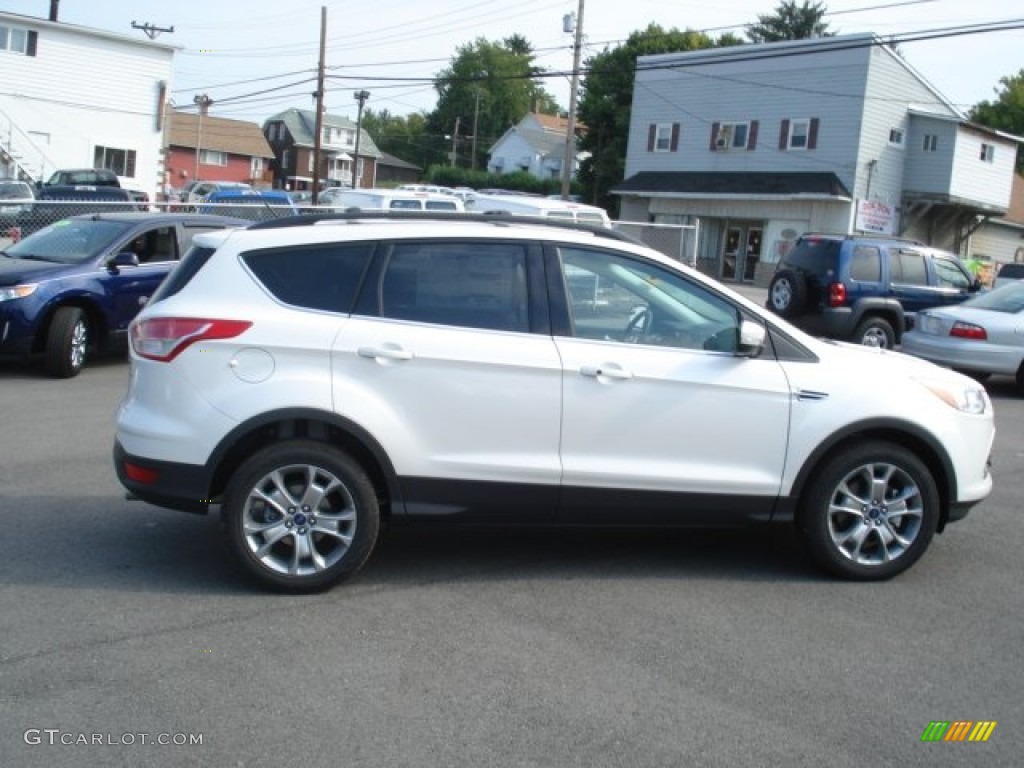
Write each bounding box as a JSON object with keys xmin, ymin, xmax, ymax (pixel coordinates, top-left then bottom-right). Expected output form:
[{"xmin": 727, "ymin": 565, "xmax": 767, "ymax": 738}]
[
  {"xmin": 5, "ymin": 219, "xmax": 134, "ymax": 264},
  {"xmin": 964, "ymin": 281, "xmax": 1024, "ymax": 314}
]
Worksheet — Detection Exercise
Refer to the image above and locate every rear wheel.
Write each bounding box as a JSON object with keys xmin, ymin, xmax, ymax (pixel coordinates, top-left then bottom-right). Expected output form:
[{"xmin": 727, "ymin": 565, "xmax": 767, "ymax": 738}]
[
  {"xmin": 767, "ymin": 270, "xmax": 807, "ymax": 318},
  {"xmin": 223, "ymin": 441, "xmax": 381, "ymax": 593},
  {"xmin": 797, "ymin": 441, "xmax": 939, "ymax": 580},
  {"xmin": 852, "ymin": 316, "xmax": 895, "ymax": 349},
  {"xmin": 44, "ymin": 306, "xmax": 89, "ymax": 378}
]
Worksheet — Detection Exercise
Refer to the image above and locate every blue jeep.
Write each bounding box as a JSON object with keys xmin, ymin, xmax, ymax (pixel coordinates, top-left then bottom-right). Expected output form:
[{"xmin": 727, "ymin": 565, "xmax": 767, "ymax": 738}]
[
  {"xmin": 0, "ymin": 211, "xmax": 245, "ymax": 377},
  {"xmin": 766, "ymin": 233, "xmax": 981, "ymax": 349}
]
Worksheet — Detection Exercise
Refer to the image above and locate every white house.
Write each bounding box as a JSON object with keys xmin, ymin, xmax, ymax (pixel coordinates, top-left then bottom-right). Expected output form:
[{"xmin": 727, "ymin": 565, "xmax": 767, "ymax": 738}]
[
  {"xmin": 488, "ymin": 113, "xmax": 581, "ymax": 180},
  {"xmin": 0, "ymin": 7, "xmax": 174, "ymax": 200},
  {"xmin": 615, "ymin": 33, "xmax": 1022, "ymax": 284}
]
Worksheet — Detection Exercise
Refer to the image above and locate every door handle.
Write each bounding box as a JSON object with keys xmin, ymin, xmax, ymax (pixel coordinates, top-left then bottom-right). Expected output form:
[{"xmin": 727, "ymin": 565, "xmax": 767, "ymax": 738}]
[
  {"xmin": 579, "ymin": 364, "xmax": 633, "ymax": 380},
  {"xmin": 357, "ymin": 345, "xmax": 414, "ymax": 361}
]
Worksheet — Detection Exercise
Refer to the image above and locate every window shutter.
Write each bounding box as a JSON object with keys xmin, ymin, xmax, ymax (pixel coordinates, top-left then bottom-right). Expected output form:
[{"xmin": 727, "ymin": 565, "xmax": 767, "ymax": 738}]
[
  {"xmin": 670, "ymin": 123, "xmax": 680, "ymax": 152},
  {"xmin": 709, "ymin": 122, "xmax": 720, "ymax": 151},
  {"xmin": 27, "ymin": 31, "xmax": 38, "ymax": 57},
  {"xmin": 647, "ymin": 124, "xmax": 656, "ymax": 152},
  {"xmin": 748, "ymin": 120, "xmax": 759, "ymax": 151},
  {"xmin": 779, "ymin": 119, "xmax": 790, "ymax": 150},
  {"xmin": 808, "ymin": 118, "xmax": 820, "ymax": 150}
]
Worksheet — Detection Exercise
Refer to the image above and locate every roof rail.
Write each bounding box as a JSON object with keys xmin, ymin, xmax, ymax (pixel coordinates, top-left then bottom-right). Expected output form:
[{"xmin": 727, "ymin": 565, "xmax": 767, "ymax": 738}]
[
  {"xmin": 246, "ymin": 210, "xmax": 641, "ymax": 245},
  {"xmin": 800, "ymin": 231, "xmax": 924, "ymax": 245}
]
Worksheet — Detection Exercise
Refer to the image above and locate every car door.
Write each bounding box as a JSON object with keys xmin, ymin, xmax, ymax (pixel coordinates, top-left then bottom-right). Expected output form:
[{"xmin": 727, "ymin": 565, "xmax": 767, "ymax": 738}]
[
  {"xmin": 549, "ymin": 244, "xmax": 793, "ymax": 524},
  {"xmin": 929, "ymin": 253, "xmax": 976, "ymax": 308},
  {"xmin": 888, "ymin": 248, "xmax": 936, "ymax": 316},
  {"xmin": 334, "ymin": 239, "xmax": 563, "ymax": 522},
  {"xmin": 101, "ymin": 225, "xmax": 180, "ymax": 332}
]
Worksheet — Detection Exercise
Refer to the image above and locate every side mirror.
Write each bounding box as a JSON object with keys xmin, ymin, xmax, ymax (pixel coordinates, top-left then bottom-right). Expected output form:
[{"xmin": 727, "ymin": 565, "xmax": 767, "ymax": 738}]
[
  {"xmin": 736, "ymin": 319, "xmax": 767, "ymax": 357},
  {"xmin": 110, "ymin": 251, "xmax": 140, "ymax": 270},
  {"xmin": 971, "ymin": 278, "xmax": 982, "ymax": 292}
]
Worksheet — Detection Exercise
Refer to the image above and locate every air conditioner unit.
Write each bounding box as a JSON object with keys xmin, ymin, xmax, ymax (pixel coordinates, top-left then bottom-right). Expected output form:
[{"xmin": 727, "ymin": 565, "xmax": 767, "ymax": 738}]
[
  {"xmin": 715, "ymin": 125, "xmax": 733, "ymax": 149},
  {"xmin": 715, "ymin": 136, "xmax": 728, "ymax": 149}
]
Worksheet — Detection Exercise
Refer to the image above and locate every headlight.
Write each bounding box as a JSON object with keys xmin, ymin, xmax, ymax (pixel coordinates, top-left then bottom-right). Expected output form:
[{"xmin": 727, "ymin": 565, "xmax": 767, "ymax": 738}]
[
  {"xmin": 0, "ymin": 284, "xmax": 37, "ymax": 302},
  {"xmin": 915, "ymin": 377, "xmax": 988, "ymax": 414}
]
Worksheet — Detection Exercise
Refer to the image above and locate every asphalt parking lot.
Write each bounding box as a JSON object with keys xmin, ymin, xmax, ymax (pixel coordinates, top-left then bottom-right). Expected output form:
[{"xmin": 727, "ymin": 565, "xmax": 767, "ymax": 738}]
[{"xmin": 1, "ymin": 353, "xmax": 1022, "ymax": 768}]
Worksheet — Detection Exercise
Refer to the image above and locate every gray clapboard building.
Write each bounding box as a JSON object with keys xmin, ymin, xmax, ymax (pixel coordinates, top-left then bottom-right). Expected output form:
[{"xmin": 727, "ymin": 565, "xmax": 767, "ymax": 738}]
[{"xmin": 615, "ymin": 33, "xmax": 1021, "ymax": 284}]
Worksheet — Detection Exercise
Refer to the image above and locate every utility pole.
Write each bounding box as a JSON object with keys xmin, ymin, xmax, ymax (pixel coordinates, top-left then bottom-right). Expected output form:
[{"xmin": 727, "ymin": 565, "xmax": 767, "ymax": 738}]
[
  {"xmin": 560, "ymin": 0, "xmax": 585, "ymax": 200},
  {"xmin": 352, "ymin": 90, "xmax": 370, "ymax": 189},
  {"xmin": 471, "ymin": 89, "xmax": 482, "ymax": 171},
  {"xmin": 192, "ymin": 93, "xmax": 212, "ymax": 181},
  {"xmin": 311, "ymin": 6, "xmax": 327, "ymax": 205},
  {"xmin": 450, "ymin": 116, "xmax": 461, "ymax": 167}
]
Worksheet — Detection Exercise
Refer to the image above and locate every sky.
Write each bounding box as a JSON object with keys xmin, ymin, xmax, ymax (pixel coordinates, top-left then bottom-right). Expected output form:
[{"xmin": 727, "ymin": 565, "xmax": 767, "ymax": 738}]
[{"xmin": 4, "ymin": 0, "xmax": 1022, "ymax": 124}]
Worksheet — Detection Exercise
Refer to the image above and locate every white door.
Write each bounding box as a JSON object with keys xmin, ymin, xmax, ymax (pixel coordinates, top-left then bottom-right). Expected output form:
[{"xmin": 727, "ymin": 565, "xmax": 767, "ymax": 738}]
[
  {"xmin": 332, "ymin": 240, "xmax": 562, "ymax": 521},
  {"xmin": 553, "ymin": 246, "xmax": 793, "ymax": 523}
]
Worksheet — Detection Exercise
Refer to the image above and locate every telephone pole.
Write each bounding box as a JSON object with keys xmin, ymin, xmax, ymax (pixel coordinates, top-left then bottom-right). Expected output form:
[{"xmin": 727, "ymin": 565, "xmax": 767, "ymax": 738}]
[
  {"xmin": 353, "ymin": 90, "xmax": 370, "ymax": 188},
  {"xmin": 450, "ymin": 117, "xmax": 461, "ymax": 167},
  {"xmin": 311, "ymin": 6, "xmax": 327, "ymax": 204},
  {"xmin": 192, "ymin": 93, "xmax": 212, "ymax": 181},
  {"xmin": 560, "ymin": 0, "xmax": 585, "ymax": 200}
]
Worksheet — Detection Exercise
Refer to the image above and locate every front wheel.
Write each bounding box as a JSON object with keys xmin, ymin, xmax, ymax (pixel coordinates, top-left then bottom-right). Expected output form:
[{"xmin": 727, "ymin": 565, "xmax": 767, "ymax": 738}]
[
  {"xmin": 797, "ymin": 441, "xmax": 939, "ymax": 580},
  {"xmin": 223, "ymin": 441, "xmax": 381, "ymax": 593},
  {"xmin": 44, "ymin": 306, "xmax": 89, "ymax": 378}
]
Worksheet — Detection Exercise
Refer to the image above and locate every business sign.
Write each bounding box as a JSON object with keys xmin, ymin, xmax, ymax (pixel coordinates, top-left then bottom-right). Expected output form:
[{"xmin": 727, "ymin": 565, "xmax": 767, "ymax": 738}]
[{"xmin": 855, "ymin": 199, "xmax": 895, "ymax": 235}]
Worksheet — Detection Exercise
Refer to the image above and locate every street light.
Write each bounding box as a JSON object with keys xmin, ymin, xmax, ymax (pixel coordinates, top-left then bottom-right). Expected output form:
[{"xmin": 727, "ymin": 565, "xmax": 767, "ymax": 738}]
[{"xmin": 353, "ymin": 90, "xmax": 370, "ymax": 189}]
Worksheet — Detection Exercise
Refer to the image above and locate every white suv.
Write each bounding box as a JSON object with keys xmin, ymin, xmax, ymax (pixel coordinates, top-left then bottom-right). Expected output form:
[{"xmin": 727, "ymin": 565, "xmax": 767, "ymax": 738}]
[{"xmin": 114, "ymin": 213, "xmax": 995, "ymax": 592}]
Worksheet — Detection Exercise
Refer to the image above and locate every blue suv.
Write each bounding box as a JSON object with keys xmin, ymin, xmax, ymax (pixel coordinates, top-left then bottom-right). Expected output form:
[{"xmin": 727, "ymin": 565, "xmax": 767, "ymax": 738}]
[
  {"xmin": 766, "ymin": 233, "xmax": 980, "ymax": 348},
  {"xmin": 0, "ymin": 212, "xmax": 245, "ymax": 377}
]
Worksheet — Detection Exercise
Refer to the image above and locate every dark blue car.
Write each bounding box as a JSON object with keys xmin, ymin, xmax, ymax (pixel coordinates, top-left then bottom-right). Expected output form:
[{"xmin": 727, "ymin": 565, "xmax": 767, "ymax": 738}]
[{"xmin": 0, "ymin": 212, "xmax": 246, "ymax": 377}]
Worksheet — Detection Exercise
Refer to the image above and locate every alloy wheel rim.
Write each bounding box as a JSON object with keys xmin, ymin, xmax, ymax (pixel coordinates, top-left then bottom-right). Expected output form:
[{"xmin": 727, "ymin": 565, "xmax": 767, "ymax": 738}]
[
  {"xmin": 242, "ymin": 463, "xmax": 357, "ymax": 577},
  {"xmin": 826, "ymin": 461, "xmax": 923, "ymax": 566},
  {"xmin": 70, "ymin": 320, "xmax": 87, "ymax": 370}
]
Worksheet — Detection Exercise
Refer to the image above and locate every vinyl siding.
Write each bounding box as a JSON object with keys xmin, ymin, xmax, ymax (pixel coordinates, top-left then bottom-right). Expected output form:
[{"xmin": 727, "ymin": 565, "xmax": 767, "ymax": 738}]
[{"xmin": 0, "ymin": 13, "xmax": 172, "ymax": 196}]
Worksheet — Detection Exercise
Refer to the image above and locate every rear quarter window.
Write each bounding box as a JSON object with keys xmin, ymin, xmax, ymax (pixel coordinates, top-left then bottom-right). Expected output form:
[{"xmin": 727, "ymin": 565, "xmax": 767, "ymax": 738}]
[
  {"xmin": 784, "ymin": 239, "xmax": 840, "ymax": 277},
  {"xmin": 242, "ymin": 243, "xmax": 375, "ymax": 312}
]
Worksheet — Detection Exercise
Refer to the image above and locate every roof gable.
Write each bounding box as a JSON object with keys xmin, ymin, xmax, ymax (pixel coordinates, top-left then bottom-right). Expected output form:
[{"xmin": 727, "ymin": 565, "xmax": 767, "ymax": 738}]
[
  {"xmin": 168, "ymin": 112, "xmax": 273, "ymax": 158},
  {"xmin": 264, "ymin": 108, "xmax": 381, "ymax": 157}
]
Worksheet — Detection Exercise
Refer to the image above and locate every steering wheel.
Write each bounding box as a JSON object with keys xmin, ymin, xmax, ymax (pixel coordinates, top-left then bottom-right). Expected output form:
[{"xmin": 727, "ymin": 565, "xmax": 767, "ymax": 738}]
[{"xmin": 623, "ymin": 306, "xmax": 652, "ymax": 342}]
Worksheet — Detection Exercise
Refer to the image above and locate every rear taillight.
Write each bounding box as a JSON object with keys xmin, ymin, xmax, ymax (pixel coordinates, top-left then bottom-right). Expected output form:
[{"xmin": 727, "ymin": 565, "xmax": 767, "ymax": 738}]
[
  {"xmin": 949, "ymin": 321, "xmax": 987, "ymax": 340},
  {"xmin": 131, "ymin": 318, "xmax": 252, "ymax": 362},
  {"xmin": 828, "ymin": 282, "xmax": 847, "ymax": 307}
]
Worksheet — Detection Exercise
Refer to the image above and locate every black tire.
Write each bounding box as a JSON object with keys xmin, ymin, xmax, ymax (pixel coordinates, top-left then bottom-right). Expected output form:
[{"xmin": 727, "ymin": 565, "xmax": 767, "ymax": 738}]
[
  {"xmin": 44, "ymin": 306, "xmax": 89, "ymax": 378},
  {"xmin": 852, "ymin": 316, "xmax": 895, "ymax": 349},
  {"xmin": 222, "ymin": 441, "xmax": 380, "ymax": 593},
  {"xmin": 767, "ymin": 270, "xmax": 807, "ymax": 318},
  {"xmin": 954, "ymin": 369, "xmax": 990, "ymax": 384},
  {"xmin": 1016, "ymin": 362, "xmax": 1024, "ymax": 394},
  {"xmin": 797, "ymin": 441, "xmax": 939, "ymax": 581}
]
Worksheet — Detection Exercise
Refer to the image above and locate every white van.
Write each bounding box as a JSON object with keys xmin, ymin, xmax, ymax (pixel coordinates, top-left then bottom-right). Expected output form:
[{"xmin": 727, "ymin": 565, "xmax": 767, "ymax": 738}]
[
  {"xmin": 466, "ymin": 193, "xmax": 611, "ymax": 227},
  {"xmin": 321, "ymin": 188, "xmax": 465, "ymax": 213}
]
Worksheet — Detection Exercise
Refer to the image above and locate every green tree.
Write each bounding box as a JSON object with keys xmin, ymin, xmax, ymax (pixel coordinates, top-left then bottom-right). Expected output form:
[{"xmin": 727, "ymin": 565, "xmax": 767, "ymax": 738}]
[
  {"xmin": 746, "ymin": 1, "xmax": 833, "ymax": 43},
  {"xmin": 576, "ymin": 25, "xmax": 741, "ymax": 213},
  {"xmin": 427, "ymin": 35, "xmax": 559, "ymax": 171},
  {"xmin": 970, "ymin": 70, "xmax": 1024, "ymax": 173},
  {"xmin": 360, "ymin": 108, "xmax": 433, "ymax": 171}
]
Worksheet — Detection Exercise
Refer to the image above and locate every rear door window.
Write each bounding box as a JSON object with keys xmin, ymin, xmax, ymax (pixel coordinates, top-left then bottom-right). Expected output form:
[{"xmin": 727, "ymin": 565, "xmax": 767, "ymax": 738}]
[
  {"xmin": 891, "ymin": 250, "xmax": 928, "ymax": 285},
  {"xmin": 932, "ymin": 256, "xmax": 971, "ymax": 289},
  {"xmin": 378, "ymin": 241, "xmax": 530, "ymax": 332}
]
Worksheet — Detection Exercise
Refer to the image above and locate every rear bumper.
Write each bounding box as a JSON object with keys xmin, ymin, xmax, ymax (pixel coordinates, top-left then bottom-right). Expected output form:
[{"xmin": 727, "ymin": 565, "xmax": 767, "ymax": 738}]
[{"xmin": 113, "ymin": 440, "xmax": 211, "ymax": 515}]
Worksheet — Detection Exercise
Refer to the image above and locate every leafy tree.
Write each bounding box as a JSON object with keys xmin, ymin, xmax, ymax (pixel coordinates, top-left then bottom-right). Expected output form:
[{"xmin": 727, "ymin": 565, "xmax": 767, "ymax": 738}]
[
  {"xmin": 970, "ymin": 69, "xmax": 1024, "ymax": 173},
  {"xmin": 576, "ymin": 25, "xmax": 741, "ymax": 213},
  {"xmin": 746, "ymin": 1, "xmax": 833, "ymax": 43},
  {"xmin": 359, "ymin": 108, "xmax": 433, "ymax": 170},
  {"xmin": 427, "ymin": 35, "xmax": 559, "ymax": 170}
]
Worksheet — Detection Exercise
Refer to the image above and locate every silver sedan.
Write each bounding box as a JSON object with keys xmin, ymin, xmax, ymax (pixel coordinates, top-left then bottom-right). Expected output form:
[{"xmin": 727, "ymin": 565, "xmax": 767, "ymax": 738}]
[{"xmin": 901, "ymin": 281, "xmax": 1024, "ymax": 389}]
